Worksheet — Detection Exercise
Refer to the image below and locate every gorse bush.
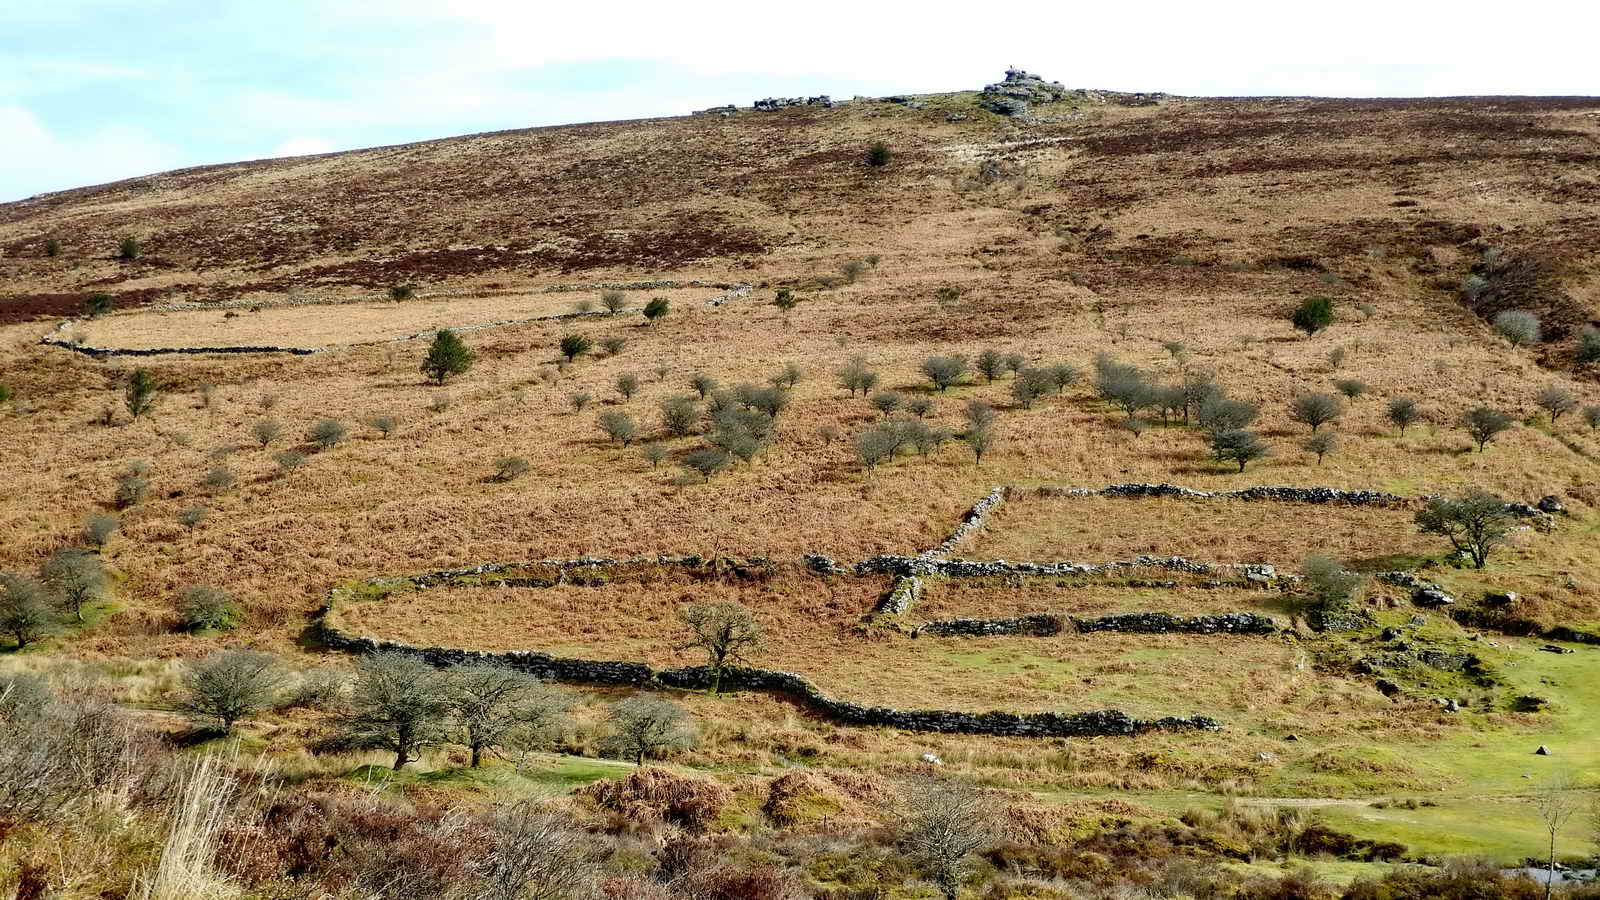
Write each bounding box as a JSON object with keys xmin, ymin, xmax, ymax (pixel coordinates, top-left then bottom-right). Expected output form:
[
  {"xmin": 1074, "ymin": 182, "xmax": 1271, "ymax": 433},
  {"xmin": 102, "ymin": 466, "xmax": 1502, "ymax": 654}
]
[
  {"xmin": 865, "ymin": 141, "xmax": 892, "ymax": 167},
  {"xmin": 124, "ymin": 369, "xmax": 160, "ymax": 419},
  {"xmin": 83, "ymin": 292, "xmax": 115, "ymax": 319},
  {"xmin": 1290, "ymin": 296, "xmax": 1334, "ymax": 336},
  {"xmin": 643, "ymin": 297, "xmax": 670, "ymax": 326},
  {"xmin": 178, "ymin": 585, "xmax": 242, "ymax": 632},
  {"xmin": 559, "ymin": 334, "xmax": 592, "ymax": 362},
  {"xmin": 118, "ymin": 235, "xmax": 140, "ymax": 260}
]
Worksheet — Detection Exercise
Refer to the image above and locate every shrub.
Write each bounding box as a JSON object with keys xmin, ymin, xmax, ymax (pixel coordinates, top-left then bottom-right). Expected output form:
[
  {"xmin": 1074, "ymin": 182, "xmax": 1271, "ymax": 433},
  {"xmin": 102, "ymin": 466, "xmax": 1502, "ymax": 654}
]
[
  {"xmin": 1327, "ymin": 346, "xmax": 1347, "ymax": 369},
  {"xmin": 44, "ymin": 238, "xmax": 61, "ymax": 258},
  {"xmin": 178, "ymin": 585, "xmax": 242, "ymax": 632},
  {"xmin": 1460, "ymin": 406, "xmax": 1513, "ymax": 451},
  {"xmin": 772, "ymin": 289, "xmax": 797, "ymax": 313},
  {"xmin": 1047, "ymin": 363, "xmax": 1080, "ymax": 393},
  {"xmin": 598, "ymin": 410, "xmax": 639, "ymax": 446},
  {"xmin": 680, "ymin": 448, "xmax": 731, "ymax": 482},
  {"xmin": 1333, "ymin": 378, "xmax": 1368, "ymax": 401},
  {"xmin": 840, "ymin": 260, "xmax": 868, "ymax": 283},
  {"xmin": 118, "ymin": 235, "xmax": 140, "ymax": 260},
  {"xmin": 1493, "ymin": 309, "xmax": 1541, "ymax": 346},
  {"xmin": 770, "ymin": 362, "xmax": 802, "ymax": 389},
  {"xmin": 309, "ymin": 419, "xmax": 349, "ymax": 449},
  {"xmin": 365, "ymin": 414, "xmax": 399, "ymax": 438},
  {"xmin": 660, "ymin": 395, "xmax": 701, "ymax": 437},
  {"xmin": 421, "ymin": 328, "xmax": 476, "ymax": 384},
  {"xmin": 643, "ymin": 297, "xmax": 670, "ymax": 326},
  {"xmin": 40, "ymin": 548, "xmax": 107, "ymax": 624},
  {"xmin": 641, "ymin": 443, "xmax": 669, "ymax": 468},
  {"xmin": 1584, "ymin": 406, "xmax": 1600, "ymax": 431},
  {"xmin": 337, "ymin": 651, "xmax": 453, "ymax": 770},
  {"xmin": 920, "ymin": 354, "xmax": 968, "ymax": 392},
  {"xmin": 601, "ymin": 697, "xmax": 696, "ymax": 765},
  {"xmin": 905, "ymin": 395, "xmax": 934, "ymax": 417},
  {"xmin": 83, "ymin": 514, "xmax": 119, "ymax": 549},
  {"xmin": 388, "ymin": 284, "xmax": 416, "ymax": 301},
  {"xmin": 1118, "ymin": 417, "xmax": 1147, "ymax": 439},
  {"xmin": 976, "ymin": 350, "xmax": 1005, "ymax": 383},
  {"xmin": 963, "ymin": 426, "xmax": 996, "ymax": 466},
  {"xmin": 0, "ymin": 574, "xmax": 56, "ymax": 649},
  {"xmin": 124, "ymin": 368, "xmax": 160, "ymax": 419},
  {"xmin": 837, "ymin": 356, "xmax": 879, "ymax": 396},
  {"xmin": 275, "ymin": 450, "xmax": 307, "ymax": 473},
  {"xmin": 817, "ymin": 425, "xmax": 839, "ymax": 445},
  {"xmin": 1415, "ymin": 489, "xmax": 1513, "ymax": 568},
  {"xmin": 1003, "ymin": 352, "xmax": 1025, "ymax": 374},
  {"xmin": 115, "ymin": 461, "xmax": 151, "ymax": 508},
  {"xmin": 1303, "ymin": 431, "xmax": 1338, "ymax": 465},
  {"xmin": 177, "ymin": 650, "xmax": 285, "ymax": 732},
  {"xmin": 1096, "ymin": 360, "xmax": 1155, "ymax": 417},
  {"xmin": 0, "ymin": 384, "xmax": 11, "ymax": 405},
  {"xmin": 203, "ymin": 466, "xmax": 237, "ymax": 490},
  {"xmin": 429, "ymin": 394, "xmax": 452, "ymax": 413},
  {"xmin": 493, "ymin": 456, "xmax": 531, "ymax": 482},
  {"xmin": 856, "ymin": 425, "xmax": 900, "ymax": 475},
  {"xmin": 746, "ymin": 385, "xmax": 789, "ymax": 419},
  {"xmin": 601, "ymin": 290, "xmax": 626, "ymax": 315},
  {"xmin": 1302, "ymin": 555, "xmax": 1366, "ymax": 607},
  {"xmin": 688, "ymin": 373, "xmax": 718, "ymax": 399},
  {"xmin": 865, "ymin": 141, "xmax": 892, "ymax": 167},
  {"xmin": 1290, "ymin": 296, "xmax": 1334, "ymax": 336},
  {"xmin": 177, "ymin": 506, "xmax": 208, "ymax": 530},
  {"xmin": 1577, "ymin": 325, "xmax": 1600, "ymax": 366},
  {"xmin": 965, "ymin": 400, "xmax": 997, "ymax": 432},
  {"xmin": 83, "ymin": 292, "xmax": 115, "ymax": 319},
  {"xmin": 870, "ymin": 390, "xmax": 904, "ymax": 417},
  {"xmin": 559, "ymin": 334, "xmax": 593, "ymax": 362},
  {"xmin": 615, "ymin": 373, "xmax": 641, "ymax": 402},
  {"xmin": 1535, "ymin": 386, "xmax": 1577, "ymax": 423},
  {"xmin": 602, "ymin": 336, "xmax": 627, "ymax": 356},
  {"xmin": 570, "ymin": 391, "xmax": 593, "ymax": 412},
  {"xmin": 445, "ymin": 663, "xmax": 571, "ymax": 768},
  {"xmin": 1288, "ymin": 392, "xmax": 1344, "ymax": 432},
  {"xmin": 1386, "ymin": 397, "xmax": 1421, "ymax": 436},
  {"xmin": 1212, "ymin": 429, "xmax": 1269, "ymax": 472},
  {"xmin": 1011, "ymin": 368, "xmax": 1053, "ymax": 409}
]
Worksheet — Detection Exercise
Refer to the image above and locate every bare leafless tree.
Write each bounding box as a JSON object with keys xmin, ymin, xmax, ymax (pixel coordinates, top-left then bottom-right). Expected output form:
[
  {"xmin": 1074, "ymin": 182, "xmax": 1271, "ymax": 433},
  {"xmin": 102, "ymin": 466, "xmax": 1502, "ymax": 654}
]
[
  {"xmin": 477, "ymin": 801, "xmax": 598, "ymax": 900},
  {"xmin": 900, "ymin": 777, "xmax": 998, "ymax": 900},
  {"xmin": 677, "ymin": 601, "xmax": 763, "ymax": 694},
  {"xmin": 1533, "ymin": 773, "xmax": 1582, "ymax": 900}
]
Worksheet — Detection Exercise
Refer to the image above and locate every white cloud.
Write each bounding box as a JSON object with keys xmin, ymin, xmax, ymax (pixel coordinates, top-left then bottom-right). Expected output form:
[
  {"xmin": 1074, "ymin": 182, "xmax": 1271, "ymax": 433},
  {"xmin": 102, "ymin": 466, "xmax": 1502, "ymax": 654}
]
[
  {"xmin": 0, "ymin": 105, "xmax": 185, "ymax": 201},
  {"xmin": 270, "ymin": 136, "xmax": 336, "ymax": 158}
]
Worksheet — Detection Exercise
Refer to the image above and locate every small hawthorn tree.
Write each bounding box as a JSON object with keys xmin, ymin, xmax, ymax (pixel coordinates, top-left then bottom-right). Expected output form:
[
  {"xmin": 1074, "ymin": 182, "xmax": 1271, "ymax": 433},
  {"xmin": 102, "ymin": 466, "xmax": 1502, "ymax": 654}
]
[
  {"xmin": 1536, "ymin": 386, "xmax": 1577, "ymax": 424},
  {"xmin": 772, "ymin": 288, "xmax": 797, "ymax": 315},
  {"xmin": 1048, "ymin": 363, "xmax": 1080, "ymax": 394},
  {"xmin": 870, "ymin": 390, "xmax": 904, "ymax": 417},
  {"xmin": 1288, "ymin": 392, "xmax": 1344, "ymax": 432},
  {"xmin": 840, "ymin": 260, "xmax": 868, "ymax": 284},
  {"xmin": 1290, "ymin": 295, "xmax": 1334, "ymax": 336},
  {"xmin": 976, "ymin": 349, "xmax": 1005, "ymax": 383},
  {"xmin": 1387, "ymin": 397, "xmax": 1421, "ymax": 436},
  {"xmin": 600, "ymin": 290, "xmax": 626, "ymax": 315},
  {"xmin": 445, "ymin": 663, "xmax": 564, "ymax": 767},
  {"xmin": 602, "ymin": 695, "xmax": 694, "ymax": 766},
  {"xmin": 615, "ymin": 373, "xmax": 640, "ymax": 402},
  {"xmin": 659, "ymin": 395, "xmax": 700, "ymax": 438},
  {"xmin": 680, "ymin": 447, "xmax": 731, "ymax": 482},
  {"xmin": 388, "ymin": 284, "xmax": 416, "ymax": 301},
  {"xmin": 124, "ymin": 369, "xmax": 160, "ymax": 420},
  {"xmin": 176, "ymin": 650, "xmax": 286, "ymax": 733},
  {"xmin": 1197, "ymin": 394, "xmax": 1259, "ymax": 434},
  {"xmin": 1577, "ymin": 326, "xmax": 1600, "ymax": 367},
  {"xmin": 963, "ymin": 426, "xmax": 996, "ymax": 467},
  {"xmin": 0, "ymin": 574, "xmax": 56, "ymax": 649},
  {"xmin": 83, "ymin": 514, "xmax": 119, "ymax": 550},
  {"xmin": 309, "ymin": 419, "xmax": 348, "ymax": 450},
  {"xmin": 1415, "ymin": 489, "xmax": 1513, "ymax": 569},
  {"xmin": 900, "ymin": 777, "xmax": 997, "ymax": 900},
  {"xmin": 1584, "ymin": 406, "xmax": 1600, "ymax": 431},
  {"xmin": 598, "ymin": 410, "xmax": 638, "ymax": 446},
  {"xmin": 920, "ymin": 354, "xmax": 968, "ymax": 392},
  {"xmin": 1212, "ymin": 429, "xmax": 1269, "ymax": 472},
  {"xmin": 1333, "ymin": 378, "xmax": 1369, "ymax": 402},
  {"xmin": 337, "ymin": 651, "xmax": 452, "ymax": 770},
  {"xmin": 855, "ymin": 425, "xmax": 899, "ymax": 476},
  {"xmin": 421, "ymin": 328, "xmax": 476, "ymax": 385},
  {"xmin": 1011, "ymin": 368, "xmax": 1052, "ymax": 409},
  {"xmin": 1304, "ymin": 431, "xmax": 1338, "ymax": 465},
  {"xmin": 559, "ymin": 334, "xmax": 592, "ymax": 362},
  {"xmin": 689, "ymin": 373, "xmax": 719, "ymax": 399},
  {"xmin": 642, "ymin": 297, "xmax": 670, "ymax": 326},
  {"xmin": 677, "ymin": 601, "xmax": 764, "ymax": 695},
  {"xmin": 905, "ymin": 395, "xmax": 934, "ymax": 418},
  {"xmin": 492, "ymin": 456, "xmax": 530, "ymax": 482},
  {"xmin": 177, "ymin": 585, "xmax": 242, "ymax": 632},
  {"xmin": 1461, "ymin": 406, "xmax": 1514, "ymax": 452},
  {"xmin": 251, "ymin": 419, "xmax": 283, "ymax": 449},
  {"xmin": 41, "ymin": 549, "xmax": 107, "ymax": 624}
]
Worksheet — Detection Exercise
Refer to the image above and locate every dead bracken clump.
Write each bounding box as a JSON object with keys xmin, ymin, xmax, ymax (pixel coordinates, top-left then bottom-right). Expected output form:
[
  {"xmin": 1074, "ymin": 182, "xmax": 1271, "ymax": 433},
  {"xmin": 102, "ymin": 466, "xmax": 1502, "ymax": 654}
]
[{"xmin": 578, "ymin": 767, "xmax": 730, "ymax": 833}]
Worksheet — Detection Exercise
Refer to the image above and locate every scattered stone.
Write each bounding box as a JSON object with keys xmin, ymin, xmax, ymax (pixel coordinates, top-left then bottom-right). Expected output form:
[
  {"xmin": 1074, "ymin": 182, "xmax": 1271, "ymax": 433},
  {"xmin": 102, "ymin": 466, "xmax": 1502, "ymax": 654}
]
[
  {"xmin": 1412, "ymin": 587, "xmax": 1455, "ymax": 607},
  {"xmin": 1484, "ymin": 591, "xmax": 1520, "ymax": 605},
  {"xmin": 921, "ymin": 753, "xmax": 943, "ymax": 766},
  {"xmin": 1375, "ymin": 679, "xmax": 1402, "ymax": 697},
  {"xmin": 1284, "ymin": 734, "xmax": 1299, "ymax": 741},
  {"xmin": 1536, "ymin": 745, "xmax": 1551, "ymax": 755},
  {"xmin": 1538, "ymin": 495, "xmax": 1566, "ymax": 515},
  {"xmin": 1256, "ymin": 752, "xmax": 1276, "ymax": 762},
  {"xmin": 1539, "ymin": 645, "xmax": 1575, "ymax": 655},
  {"xmin": 947, "ymin": 113, "xmax": 968, "ymax": 122}
]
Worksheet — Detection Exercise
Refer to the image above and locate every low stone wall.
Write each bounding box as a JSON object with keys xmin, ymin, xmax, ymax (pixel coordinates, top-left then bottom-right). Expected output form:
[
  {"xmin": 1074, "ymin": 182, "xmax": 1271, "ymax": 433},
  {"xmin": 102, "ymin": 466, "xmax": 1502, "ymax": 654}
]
[
  {"xmin": 870, "ymin": 575, "xmax": 922, "ymax": 618},
  {"xmin": 318, "ymin": 582, "xmax": 1223, "ymax": 739},
  {"xmin": 920, "ymin": 486, "xmax": 1006, "ymax": 558},
  {"xmin": 918, "ymin": 612, "xmax": 1279, "ymax": 637},
  {"xmin": 856, "ymin": 553, "xmax": 1286, "ymax": 583},
  {"xmin": 1046, "ymin": 482, "xmax": 1405, "ymax": 506}
]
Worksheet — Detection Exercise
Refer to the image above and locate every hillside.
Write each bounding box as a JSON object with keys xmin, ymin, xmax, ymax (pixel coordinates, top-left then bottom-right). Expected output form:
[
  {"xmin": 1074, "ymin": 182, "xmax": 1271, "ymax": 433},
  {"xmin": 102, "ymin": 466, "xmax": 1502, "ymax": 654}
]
[{"xmin": 4, "ymin": 79, "xmax": 1600, "ymax": 897}]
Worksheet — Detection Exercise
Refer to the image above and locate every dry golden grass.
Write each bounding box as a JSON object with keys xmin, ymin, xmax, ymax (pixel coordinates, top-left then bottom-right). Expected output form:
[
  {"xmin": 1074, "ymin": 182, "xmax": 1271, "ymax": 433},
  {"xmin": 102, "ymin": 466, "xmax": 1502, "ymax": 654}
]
[
  {"xmin": 967, "ymin": 494, "xmax": 1436, "ymax": 568},
  {"xmin": 69, "ymin": 286, "xmax": 723, "ymax": 350}
]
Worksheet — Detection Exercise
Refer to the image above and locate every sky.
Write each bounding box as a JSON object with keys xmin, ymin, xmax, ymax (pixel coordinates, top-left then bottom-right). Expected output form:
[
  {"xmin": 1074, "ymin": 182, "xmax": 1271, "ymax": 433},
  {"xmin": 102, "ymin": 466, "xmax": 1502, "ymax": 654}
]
[{"xmin": 3, "ymin": 0, "xmax": 1598, "ymax": 202}]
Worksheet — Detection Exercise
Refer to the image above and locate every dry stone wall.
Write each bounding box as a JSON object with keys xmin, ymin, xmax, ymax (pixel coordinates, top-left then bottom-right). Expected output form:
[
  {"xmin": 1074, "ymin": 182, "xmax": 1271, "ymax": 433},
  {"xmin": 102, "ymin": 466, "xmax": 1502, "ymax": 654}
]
[{"xmin": 918, "ymin": 612, "xmax": 1280, "ymax": 638}]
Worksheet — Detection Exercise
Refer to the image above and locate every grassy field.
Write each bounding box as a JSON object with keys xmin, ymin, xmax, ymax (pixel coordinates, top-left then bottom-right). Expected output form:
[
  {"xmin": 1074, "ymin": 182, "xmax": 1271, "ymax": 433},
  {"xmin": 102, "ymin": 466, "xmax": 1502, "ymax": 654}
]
[{"xmin": 3, "ymin": 88, "xmax": 1599, "ymax": 874}]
